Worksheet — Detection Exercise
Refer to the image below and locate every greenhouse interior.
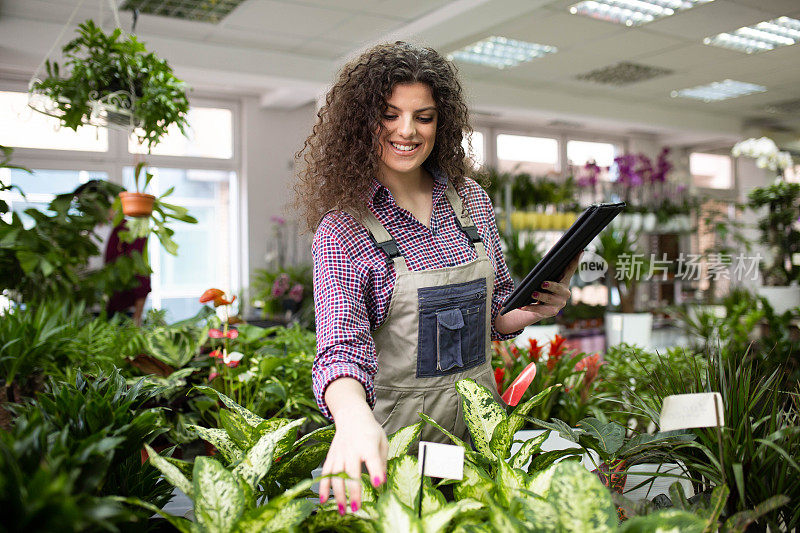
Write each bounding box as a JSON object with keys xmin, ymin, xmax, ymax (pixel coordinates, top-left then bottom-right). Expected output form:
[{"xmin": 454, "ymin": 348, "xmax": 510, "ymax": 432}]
[{"xmin": 0, "ymin": 0, "xmax": 799, "ymax": 531}]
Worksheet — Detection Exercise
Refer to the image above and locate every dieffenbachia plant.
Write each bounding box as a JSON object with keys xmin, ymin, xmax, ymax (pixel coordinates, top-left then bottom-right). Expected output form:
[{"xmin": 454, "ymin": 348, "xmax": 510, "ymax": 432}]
[{"xmin": 124, "ymin": 386, "xmax": 333, "ymax": 532}]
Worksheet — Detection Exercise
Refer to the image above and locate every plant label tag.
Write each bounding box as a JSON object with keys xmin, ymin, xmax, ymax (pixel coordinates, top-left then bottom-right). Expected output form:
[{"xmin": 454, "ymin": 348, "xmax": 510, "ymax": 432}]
[
  {"xmin": 659, "ymin": 392, "xmax": 724, "ymax": 432},
  {"xmin": 418, "ymin": 441, "xmax": 464, "ymax": 480}
]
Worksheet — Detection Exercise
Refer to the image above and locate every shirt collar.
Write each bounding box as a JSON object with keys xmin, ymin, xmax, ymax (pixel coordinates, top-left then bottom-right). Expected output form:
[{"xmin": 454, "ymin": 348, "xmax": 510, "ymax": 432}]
[{"xmin": 369, "ymin": 162, "xmax": 449, "ymax": 207}]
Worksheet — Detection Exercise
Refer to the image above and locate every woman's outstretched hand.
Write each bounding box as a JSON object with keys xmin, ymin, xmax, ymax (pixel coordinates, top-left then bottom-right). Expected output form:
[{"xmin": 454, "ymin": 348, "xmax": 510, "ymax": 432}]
[
  {"xmin": 495, "ymin": 252, "xmax": 582, "ymax": 334},
  {"xmin": 320, "ymin": 378, "xmax": 388, "ymax": 515}
]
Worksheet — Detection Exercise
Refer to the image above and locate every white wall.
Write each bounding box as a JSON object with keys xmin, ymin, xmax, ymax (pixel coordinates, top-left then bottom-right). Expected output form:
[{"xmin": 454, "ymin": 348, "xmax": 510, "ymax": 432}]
[{"xmin": 240, "ymin": 98, "xmax": 316, "ymax": 308}]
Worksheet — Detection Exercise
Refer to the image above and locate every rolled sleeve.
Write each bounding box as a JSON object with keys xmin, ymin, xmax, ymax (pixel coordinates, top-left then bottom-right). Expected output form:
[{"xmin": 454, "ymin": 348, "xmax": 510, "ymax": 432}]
[{"xmin": 312, "ymin": 214, "xmax": 379, "ymax": 420}]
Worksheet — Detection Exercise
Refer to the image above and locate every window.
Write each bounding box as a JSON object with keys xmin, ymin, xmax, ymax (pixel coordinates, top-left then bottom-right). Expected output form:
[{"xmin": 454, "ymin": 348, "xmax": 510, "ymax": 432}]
[
  {"xmin": 0, "ymin": 91, "xmax": 108, "ymax": 151},
  {"xmin": 785, "ymin": 163, "xmax": 800, "ymax": 183},
  {"xmin": 567, "ymin": 140, "xmax": 617, "ymax": 181},
  {"xmin": 128, "ymin": 107, "xmax": 233, "ymax": 159},
  {"xmin": 1, "ymin": 84, "xmax": 239, "ymax": 321},
  {"xmin": 496, "ymin": 134, "xmax": 559, "ymax": 175},
  {"xmin": 691, "ymin": 153, "xmax": 732, "ymax": 189},
  {"xmin": 463, "ymin": 130, "xmax": 485, "ymax": 168}
]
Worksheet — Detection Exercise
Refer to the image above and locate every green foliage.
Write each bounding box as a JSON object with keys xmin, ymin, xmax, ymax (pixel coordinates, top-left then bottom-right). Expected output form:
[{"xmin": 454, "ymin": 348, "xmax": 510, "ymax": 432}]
[
  {"xmin": 32, "ymin": 20, "xmax": 190, "ymax": 151},
  {"xmin": 500, "ymin": 228, "xmax": 547, "ymax": 291},
  {"xmin": 250, "ymin": 263, "xmax": 314, "ymax": 328},
  {"xmin": 0, "ymin": 368, "xmax": 172, "ymax": 531},
  {"xmin": 140, "ymin": 306, "xmax": 213, "ymax": 369},
  {"xmin": 746, "ymin": 179, "xmax": 800, "ymax": 285},
  {"xmin": 624, "ymin": 344, "xmax": 800, "ymax": 530},
  {"xmin": 595, "ymin": 227, "xmax": 649, "ymax": 313},
  {"xmin": 0, "ymin": 179, "xmax": 149, "ymax": 306}
]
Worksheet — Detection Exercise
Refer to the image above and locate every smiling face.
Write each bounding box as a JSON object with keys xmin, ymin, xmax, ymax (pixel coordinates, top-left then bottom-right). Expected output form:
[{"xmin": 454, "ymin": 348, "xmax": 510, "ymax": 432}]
[{"xmin": 377, "ymin": 82, "xmax": 438, "ymax": 183}]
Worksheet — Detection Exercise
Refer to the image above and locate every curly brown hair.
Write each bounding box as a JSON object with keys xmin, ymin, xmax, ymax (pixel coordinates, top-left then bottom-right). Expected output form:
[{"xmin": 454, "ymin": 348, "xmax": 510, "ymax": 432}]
[{"xmin": 294, "ymin": 41, "xmax": 475, "ymax": 232}]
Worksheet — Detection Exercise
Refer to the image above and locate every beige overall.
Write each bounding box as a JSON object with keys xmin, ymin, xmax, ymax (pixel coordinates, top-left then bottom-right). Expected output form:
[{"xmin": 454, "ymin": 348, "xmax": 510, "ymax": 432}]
[{"xmin": 349, "ymin": 183, "xmax": 501, "ymax": 445}]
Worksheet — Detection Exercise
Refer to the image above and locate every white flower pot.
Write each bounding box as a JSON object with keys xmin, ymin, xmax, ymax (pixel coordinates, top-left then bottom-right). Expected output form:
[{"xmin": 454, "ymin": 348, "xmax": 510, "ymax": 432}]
[
  {"xmin": 605, "ymin": 312, "xmax": 653, "ymax": 348},
  {"xmin": 628, "ymin": 213, "xmax": 642, "ymax": 233},
  {"xmin": 641, "ymin": 213, "xmax": 657, "ymax": 233},
  {"xmin": 757, "ymin": 285, "xmax": 800, "ymax": 315}
]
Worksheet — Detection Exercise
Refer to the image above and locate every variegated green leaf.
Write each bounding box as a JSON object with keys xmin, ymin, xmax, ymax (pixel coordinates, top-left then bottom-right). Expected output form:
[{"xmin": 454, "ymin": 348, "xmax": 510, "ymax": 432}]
[
  {"xmin": 293, "ymin": 424, "xmax": 335, "ymax": 450},
  {"xmin": 421, "ymin": 499, "xmax": 483, "ymax": 533},
  {"xmin": 619, "ymin": 510, "xmax": 705, "ymax": 533},
  {"xmin": 388, "ymin": 455, "xmax": 420, "ymax": 510},
  {"xmin": 220, "ymin": 409, "xmax": 259, "ymax": 450},
  {"xmin": 515, "ymin": 496, "xmax": 559, "ymax": 532},
  {"xmin": 527, "ymin": 462, "xmax": 558, "ymax": 497},
  {"xmin": 421, "ymin": 484, "xmax": 446, "ymax": 514},
  {"xmin": 267, "ymin": 441, "xmax": 329, "ymax": 487},
  {"xmin": 418, "ymin": 412, "xmax": 468, "ymax": 448},
  {"xmin": 576, "ymin": 418, "xmax": 625, "ymax": 456},
  {"xmin": 146, "ymin": 444, "xmax": 194, "ymax": 498},
  {"xmin": 234, "ymin": 418, "xmax": 304, "ymax": 490},
  {"xmin": 388, "ymin": 421, "xmax": 423, "ymax": 459},
  {"xmin": 617, "ymin": 431, "xmax": 694, "ymax": 456},
  {"xmin": 162, "ymin": 456, "xmax": 194, "ymax": 478},
  {"xmin": 489, "ymin": 418, "xmax": 513, "ymax": 461},
  {"xmin": 529, "ymin": 449, "xmax": 581, "ymax": 474},
  {"xmin": 509, "ymin": 431, "xmax": 549, "ymax": 470},
  {"xmin": 256, "ymin": 418, "xmax": 296, "ymax": 457},
  {"xmin": 188, "ymin": 425, "xmax": 243, "ymax": 464},
  {"xmin": 495, "ymin": 460, "xmax": 526, "ymax": 506},
  {"xmin": 508, "ymin": 384, "xmax": 562, "ymax": 435},
  {"xmin": 376, "ymin": 492, "xmax": 420, "ymax": 533},
  {"xmin": 453, "ymin": 461, "xmax": 494, "ymax": 503},
  {"xmin": 455, "ymin": 378, "xmax": 506, "ymax": 459},
  {"xmin": 113, "ymin": 496, "xmax": 194, "ymax": 533},
  {"xmin": 193, "ymin": 456, "xmax": 245, "ymax": 533},
  {"xmin": 237, "ymin": 498, "xmax": 314, "ymax": 533},
  {"xmin": 548, "ymin": 461, "xmax": 616, "ymax": 533},
  {"xmin": 195, "ymin": 385, "xmax": 265, "ymax": 427},
  {"xmin": 704, "ymin": 484, "xmax": 730, "ymax": 528}
]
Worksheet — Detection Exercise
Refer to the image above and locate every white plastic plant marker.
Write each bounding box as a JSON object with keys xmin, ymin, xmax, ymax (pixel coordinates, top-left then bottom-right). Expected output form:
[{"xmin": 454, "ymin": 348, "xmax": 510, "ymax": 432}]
[
  {"xmin": 417, "ymin": 441, "xmax": 464, "ymax": 480},
  {"xmin": 659, "ymin": 392, "xmax": 724, "ymax": 432}
]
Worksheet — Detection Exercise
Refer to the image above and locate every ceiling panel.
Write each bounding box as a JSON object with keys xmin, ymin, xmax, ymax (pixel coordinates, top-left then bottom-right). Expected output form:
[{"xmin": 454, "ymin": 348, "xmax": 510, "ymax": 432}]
[
  {"xmin": 291, "ymin": 38, "xmax": 354, "ymax": 60},
  {"xmin": 222, "ymin": 0, "xmax": 350, "ymax": 37},
  {"xmin": 646, "ymin": 1, "xmax": 772, "ymax": 41},
  {"xmin": 322, "ymin": 13, "xmax": 403, "ymax": 43},
  {"xmin": 206, "ymin": 26, "xmax": 306, "ymax": 51},
  {"xmin": 289, "ymin": 0, "xmax": 451, "ymax": 20},
  {"xmin": 728, "ymin": 0, "xmax": 800, "ymax": 16},
  {"xmin": 482, "ymin": 10, "xmax": 620, "ymax": 51},
  {"xmin": 577, "ymin": 29, "xmax": 688, "ymax": 63},
  {"xmin": 633, "ymin": 43, "xmax": 744, "ymax": 72}
]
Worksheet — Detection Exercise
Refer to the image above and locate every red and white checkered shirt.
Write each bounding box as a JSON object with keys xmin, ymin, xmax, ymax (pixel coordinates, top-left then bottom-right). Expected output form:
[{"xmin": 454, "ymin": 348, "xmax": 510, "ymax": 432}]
[{"xmin": 312, "ymin": 167, "xmax": 519, "ymax": 419}]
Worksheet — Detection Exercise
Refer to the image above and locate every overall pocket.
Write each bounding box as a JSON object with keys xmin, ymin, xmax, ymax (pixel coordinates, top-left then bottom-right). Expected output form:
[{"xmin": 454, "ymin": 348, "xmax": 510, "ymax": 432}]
[{"xmin": 417, "ymin": 279, "xmax": 487, "ymax": 378}]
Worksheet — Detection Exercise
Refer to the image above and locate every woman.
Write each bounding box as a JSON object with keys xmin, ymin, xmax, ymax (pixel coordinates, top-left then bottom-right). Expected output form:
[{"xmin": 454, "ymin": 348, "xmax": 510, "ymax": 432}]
[{"xmin": 294, "ymin": 42, "xmax": 579, "ymax": 515}]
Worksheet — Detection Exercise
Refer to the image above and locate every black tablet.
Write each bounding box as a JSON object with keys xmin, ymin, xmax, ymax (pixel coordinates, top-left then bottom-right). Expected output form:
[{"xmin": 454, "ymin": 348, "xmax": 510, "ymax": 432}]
[{"xmin": 499, "ymin": 202, "xmax": 626, "ymax": 315}]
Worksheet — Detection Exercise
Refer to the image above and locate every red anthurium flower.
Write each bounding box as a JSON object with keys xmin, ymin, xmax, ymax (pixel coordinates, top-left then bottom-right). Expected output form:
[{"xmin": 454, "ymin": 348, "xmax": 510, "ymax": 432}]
[
  {"xmin": 209, "ymin": 349, "xmax": 223, "ymax": 359},
  {"xmin": 528, "ymin": 338, "xmax": 543, "ymax": 362},
  {"xmin": 199, "ymin": 288, "xmax": 236, "ymax": 307},
  {"xmin": 501, "ymin": 361, "xmax": 537, "ymax": 406},
  {"xmin": 208, "ymin": 371, "xmax": 220, "ymax": 381},
  {"xmin": 226, "ymin": 360, "xmax": 240, "ymax": 368},
  {"xmin": 225, "ymin": 329, "xmax": 239, "ymax": 339},
  {"xmin": 209, "ymin": 329, "xmax": 224, "ymax": 339},
  {"xmin": 494, "ymin": 367, "xmax": 505, "ymax": 394}
]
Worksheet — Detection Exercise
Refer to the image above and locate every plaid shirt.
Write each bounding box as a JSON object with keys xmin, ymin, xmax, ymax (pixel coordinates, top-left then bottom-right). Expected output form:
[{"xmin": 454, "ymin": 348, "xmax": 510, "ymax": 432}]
[{"xmin": 312, "ymin": 167, "xmax": 519, "ymax": 419}]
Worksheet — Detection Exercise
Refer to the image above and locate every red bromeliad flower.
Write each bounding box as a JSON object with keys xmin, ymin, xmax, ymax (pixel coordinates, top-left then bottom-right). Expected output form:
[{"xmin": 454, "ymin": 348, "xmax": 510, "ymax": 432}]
[
  {"xmin": 501, "ymin": 361, "xmax": 537, "ymax": 406},
  {"xmin": 494, "ymin": 367, "xmax": 505, "ymax": 394},
  {"xmin": 199, "ymin": 288, "xmax": 236, "ymax": 307},
  {"xmin": 509, "ymin": 344, "xmax": 521, "ymax": 359},
  {"xmin": 575, "ymin": 353, "xmax": 606, "ymax": 386},
  {"xmin": 546, "ymin": 335, "xmax": 568, "ymax": 371},
  {"xmin": 528, "ymin": 338, "xmax": 543, "ymax": 362}
]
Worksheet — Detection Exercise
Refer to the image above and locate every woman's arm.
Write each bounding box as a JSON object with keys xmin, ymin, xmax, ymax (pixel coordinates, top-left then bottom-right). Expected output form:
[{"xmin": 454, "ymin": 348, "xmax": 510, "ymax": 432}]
[{"xmin": 318, "ymin": 378, "xmax": 388, "ymax": 515}]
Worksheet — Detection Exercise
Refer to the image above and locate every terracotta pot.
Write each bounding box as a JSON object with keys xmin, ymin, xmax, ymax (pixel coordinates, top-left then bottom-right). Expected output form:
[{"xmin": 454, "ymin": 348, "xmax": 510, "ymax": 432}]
[{"xmin": 120, "ymin": 191, "xmax": 155, "ymax": 217}]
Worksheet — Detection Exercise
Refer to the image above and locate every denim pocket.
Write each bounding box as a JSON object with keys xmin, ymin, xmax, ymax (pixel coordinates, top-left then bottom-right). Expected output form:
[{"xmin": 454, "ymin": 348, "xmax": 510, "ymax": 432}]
[
  {"xmin": 417, "ymin": 279, "xmax": 487, "ymax": 378},
  {"xmin": 436, "ymin": 308, "xmax": 464, "ymax": 371}
]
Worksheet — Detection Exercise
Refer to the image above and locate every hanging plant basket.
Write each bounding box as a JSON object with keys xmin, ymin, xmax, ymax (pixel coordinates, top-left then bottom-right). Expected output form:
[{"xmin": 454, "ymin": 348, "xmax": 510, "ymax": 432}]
[
  {"xmin": 27, "ymin": 12, "xmax": 189, "ymax": 151},
  {"xmin": 119, "ymin": 191, "xmax": 155, "ymax": 218}
]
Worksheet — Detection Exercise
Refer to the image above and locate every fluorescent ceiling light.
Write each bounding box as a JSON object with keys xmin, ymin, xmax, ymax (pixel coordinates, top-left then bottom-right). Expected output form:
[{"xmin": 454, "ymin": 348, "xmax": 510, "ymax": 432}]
[
  {"xmin": 670, "ymin": 79, "xmax": 766, "ymax": 102},
  {"xmin": 448, "ymin": 36, "xmax": 557, "ymax": 69},
  {"xmin": 568, "ymin": 0, "xmax": 715, "ymax": 27},
  {"xmin": 703, "ymin": 16, "xmax": 800, "ymax": 54}
]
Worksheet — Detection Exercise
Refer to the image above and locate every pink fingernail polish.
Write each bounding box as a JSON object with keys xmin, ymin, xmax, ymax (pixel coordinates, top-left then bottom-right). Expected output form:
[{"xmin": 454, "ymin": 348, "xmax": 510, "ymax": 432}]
[
  {"xmin": 373, "ymin": 475, "xmax": 381, "ymax": 487},
  {"xmin": 351, "ymin": 501, "xmax": 359, "ymax": 513},
  {"xmin": 532, "ymin": 292, "xmax": 538, "ymax": 298},
  {"xmin": 542, "ymin": 281, "xmax": 550, "ymax": 287},
  {"xmin": 338, "ymin": 503, "xmax": 345, "ymax": 516}
]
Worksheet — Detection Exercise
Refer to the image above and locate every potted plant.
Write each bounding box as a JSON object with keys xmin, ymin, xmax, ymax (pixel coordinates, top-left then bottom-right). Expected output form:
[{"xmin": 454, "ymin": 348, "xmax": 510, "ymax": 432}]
[
  {"xmin": 595, "ymin": 227, "xmax": 653, "ymax": 347},
  {"xmin": 732, "ymin": 137, "xmax": 800, "ymax": 313}
]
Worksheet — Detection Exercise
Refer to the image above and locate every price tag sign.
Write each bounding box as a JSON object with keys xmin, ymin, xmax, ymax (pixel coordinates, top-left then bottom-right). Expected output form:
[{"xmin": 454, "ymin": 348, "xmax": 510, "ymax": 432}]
[
  {"xmin": 417, "ymin": 441, "xmax": 464, "ymax": 480},
  {"xmin": 659, "ymin": 392, "xmax": 724, "ymax": 432}
]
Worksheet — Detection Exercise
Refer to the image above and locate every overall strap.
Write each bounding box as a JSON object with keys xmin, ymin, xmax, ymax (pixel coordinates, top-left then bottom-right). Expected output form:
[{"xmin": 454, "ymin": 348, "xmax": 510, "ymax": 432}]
[
  {"xmin": 349, "ymin": 209, "xmax": 409, "ymax": 273},
  {"xmin": 443, "ymin": 182, "xmax": 487, "ymax": 258}
]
